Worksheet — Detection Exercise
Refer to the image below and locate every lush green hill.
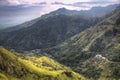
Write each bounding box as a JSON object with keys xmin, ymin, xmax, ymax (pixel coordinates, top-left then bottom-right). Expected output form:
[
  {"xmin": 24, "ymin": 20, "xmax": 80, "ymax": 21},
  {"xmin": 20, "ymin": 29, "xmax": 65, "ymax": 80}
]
[
  {"xmin": 0, "ymin": 46, "xmax": 85, "ymax": 80},
  {"xmin": 44, "ymin": 6, "xmax": 120, "ymax": 80}
]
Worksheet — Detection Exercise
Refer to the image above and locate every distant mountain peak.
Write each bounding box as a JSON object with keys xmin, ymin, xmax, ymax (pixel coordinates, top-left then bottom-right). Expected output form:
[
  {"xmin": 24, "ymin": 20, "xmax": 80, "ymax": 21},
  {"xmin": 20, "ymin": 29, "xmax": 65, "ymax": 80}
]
[
  {"xmin": 57, "ymin": 7, "xmax": 67, "ymax": 11},
  {"xmin": 50, "ymin": 7, "xmax": 70, "ymax": 15}
]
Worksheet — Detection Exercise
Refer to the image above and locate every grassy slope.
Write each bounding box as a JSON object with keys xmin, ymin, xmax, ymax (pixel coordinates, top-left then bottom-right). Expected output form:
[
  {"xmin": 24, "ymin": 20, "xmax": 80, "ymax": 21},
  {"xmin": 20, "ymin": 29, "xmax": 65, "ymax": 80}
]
[{"xmin": 0, "ymin": 46, "xmax": 85, "ymax": 80}]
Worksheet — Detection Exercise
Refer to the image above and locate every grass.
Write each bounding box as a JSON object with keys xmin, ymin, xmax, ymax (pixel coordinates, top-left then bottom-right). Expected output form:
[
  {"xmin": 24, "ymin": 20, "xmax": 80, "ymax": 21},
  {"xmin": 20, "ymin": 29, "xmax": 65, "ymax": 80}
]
[
  {"xmin": 0, "ymin": 73, "xmax": 8, "ymax": 80},
  {"xmin": 0, "ymin": 46, "xmax": 85, "ymax": 80}
]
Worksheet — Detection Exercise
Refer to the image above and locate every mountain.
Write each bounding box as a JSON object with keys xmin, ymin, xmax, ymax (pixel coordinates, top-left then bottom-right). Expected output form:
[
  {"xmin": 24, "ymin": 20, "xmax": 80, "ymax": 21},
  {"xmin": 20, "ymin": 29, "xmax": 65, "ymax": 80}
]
[
  {"xmin": 44, "ymin": 4, "xmax": 118, "ymax": 17},
  {"xmin": 43, "ymin": 6, "xmax": 120, "ymax": 80},
  {"xmin": 1, "ymin": 4, "xmax": 118, "ymax": 51},
  {"xmin": 80, "ymin": 4, "xmax": 119, "ymax": 17},
  {"xmin": 0, "ymin": 18, "xmax": 41, "ymax": 32},
  {"xmin": 0, "ymin": 46, "xmax": 85, "ymax": 80},
  {"xmin": 1, "ymin": 4, "xmax": 118, "ymax": 32},
  {"xmin": 0, "ymin": 13, "xmax": 101, "ymax": 51}
]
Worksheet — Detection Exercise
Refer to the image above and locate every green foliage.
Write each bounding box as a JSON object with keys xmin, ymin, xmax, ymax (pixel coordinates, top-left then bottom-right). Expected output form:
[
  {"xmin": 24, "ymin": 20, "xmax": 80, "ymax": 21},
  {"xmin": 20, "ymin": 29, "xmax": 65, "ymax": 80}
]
[
  {"xmin": 0, "ymin": 73, "xmax": 8, "ymax": 80},
  {"xmin": 116, "ymin": 16, "xmax": 120, "ymax": 25},
  {"xmin": 45, "ymin": 6, "xmax": 120, "ymax": 80},
  {"xmin": 0, "ymin": 46, "xmax": 85, "ymax": 80}
]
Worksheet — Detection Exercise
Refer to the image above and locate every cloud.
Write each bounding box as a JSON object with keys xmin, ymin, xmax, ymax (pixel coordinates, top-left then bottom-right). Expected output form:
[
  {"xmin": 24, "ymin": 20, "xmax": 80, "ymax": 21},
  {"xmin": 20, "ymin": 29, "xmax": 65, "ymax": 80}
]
[
  {"xmin": 52, "ymin": 2, "xmax": 89, "ymax": 8},
  {"xmin": 0, "ymin": 0, "xmax": 20, "ymax": 6},
  {"xmin": 0, "ymin": 0, "xmax": 119, "ymax": 15},
  {"xmin": 0, "ymin": 0, "xmax": 9, "ymax": 6},
  {"xmin": 52, "ymin": 0, "xmax": 119, "ymax": 9},
  {"xmin": 0, "ymin": 0, "xmax": 47, "ymax": 6},
  {"xmin": 0, "ymin": 0, "xmax": 119, "ymax": 9},
  {"xmin": 0, "ymin": 0, "xmax": 119, "ymax": 27},
  {"xmin": 1, "ymin": 0, "xmax": 119, "ymax": 6},
  {"xmin": 0, "ymin": 0, "xmax": 119, "ymax": 19}
]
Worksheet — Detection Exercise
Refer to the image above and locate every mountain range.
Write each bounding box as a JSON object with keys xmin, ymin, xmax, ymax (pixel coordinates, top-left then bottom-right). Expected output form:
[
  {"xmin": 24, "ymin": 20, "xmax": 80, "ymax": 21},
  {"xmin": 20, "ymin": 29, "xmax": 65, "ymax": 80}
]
[
  {"xmin": 0, "ymin": 4, "xmax": 119, "ymax": 51},
  {"xmin": 0, "ymin": 12, "xmax": 101, "ymax": 51},
  {"xmin": 1, "ymin": 4, "xmax": 118, "ymax": 31},
  {"xmin": 0, "ymin": 4, "xmax": 120, "ymax": 80}
]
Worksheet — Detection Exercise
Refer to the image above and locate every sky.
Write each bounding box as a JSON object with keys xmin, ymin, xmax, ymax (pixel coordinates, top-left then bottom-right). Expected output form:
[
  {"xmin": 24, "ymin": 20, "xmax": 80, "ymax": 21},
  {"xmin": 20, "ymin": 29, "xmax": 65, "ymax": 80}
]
[{"xmin": 0, "ymin": 0, "xmax": 119, "ymax": 28}]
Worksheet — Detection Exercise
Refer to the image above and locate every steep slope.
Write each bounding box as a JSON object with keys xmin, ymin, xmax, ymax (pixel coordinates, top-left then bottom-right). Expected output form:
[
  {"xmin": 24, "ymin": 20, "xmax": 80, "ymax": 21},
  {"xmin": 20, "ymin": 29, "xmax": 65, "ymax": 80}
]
[
  {"xmin": 45, "ymin": 6, "xmax": 120, "ymax": 80},
  {"xmin": 0, "ymin": 14, "xmax": 100, "ymax": 51},
  {"xmin": 0, "ymin": 46, "xmax": 85, "ymax": 80}
]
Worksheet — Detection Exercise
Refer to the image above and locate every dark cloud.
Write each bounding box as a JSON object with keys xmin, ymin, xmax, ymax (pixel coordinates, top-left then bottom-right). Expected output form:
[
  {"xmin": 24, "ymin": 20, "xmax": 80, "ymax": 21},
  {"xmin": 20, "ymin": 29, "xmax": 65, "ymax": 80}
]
[
  {"xmin": 72, "ymin": 1, "xmax": 115, "ymax": 7},
  {"xmin": 52, "ymin": 2, "xmax": 88, "ymax": 7},
  {"xmin": 52, "ymin": 2, "xmax": 70, "ymax": 6},
  {"xmin": 37, "ymin": 2, "xmax": 47, "ymax": 5},
  {"xmin": 0, "ymin": 0, "xmax": 9, "ymax": 6},
  {"xmin": 0, "ymin": 0, "xmax": 47, "ymax": 7},
  {"xmin": 73, "ymin": 1, "xmax": 113, "ymax": 5},
  {"xmin": 0, "ymin": 5, "xmax": 43, "ymax": 17},
  {"xmin": 52, "ymin": 2, "xmax": 69, "ymax": 5}
]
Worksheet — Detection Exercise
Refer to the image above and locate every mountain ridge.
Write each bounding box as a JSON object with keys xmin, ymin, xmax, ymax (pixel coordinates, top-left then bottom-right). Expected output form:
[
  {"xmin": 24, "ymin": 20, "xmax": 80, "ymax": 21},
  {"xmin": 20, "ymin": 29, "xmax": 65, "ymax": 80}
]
[{"xmin": 1, "ymin": 4, "xmax": 118, "ymax": 32}]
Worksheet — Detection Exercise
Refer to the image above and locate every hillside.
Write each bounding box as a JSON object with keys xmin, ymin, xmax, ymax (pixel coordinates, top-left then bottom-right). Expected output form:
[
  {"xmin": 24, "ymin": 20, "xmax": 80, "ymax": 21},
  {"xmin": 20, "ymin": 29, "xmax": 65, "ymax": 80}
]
[
  {"xmin": 0, "ymin": 14, "xmax": 100, "ymax": 51},
  {"xmin": 44, "ymin": 6, "xmax": 120, "ymax": 80},
  {"xmin": 0, "ymin": 46, "xmax": 85, "ymax": 80}
]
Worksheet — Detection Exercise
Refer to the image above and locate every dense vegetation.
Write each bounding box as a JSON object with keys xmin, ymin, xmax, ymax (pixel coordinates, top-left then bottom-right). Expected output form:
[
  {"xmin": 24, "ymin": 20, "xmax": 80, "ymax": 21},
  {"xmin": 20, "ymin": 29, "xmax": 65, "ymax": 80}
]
[
  {"xmin": 0, "ymin": 46, "xmax": 85, "ymax": 80},
  {"xmin": 44, "ymin": 6, "xmax": 120, "ymax": 80},
  {"xmin": 0, "ymin": 14, "xmax": 101, "ymax": 51}
]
